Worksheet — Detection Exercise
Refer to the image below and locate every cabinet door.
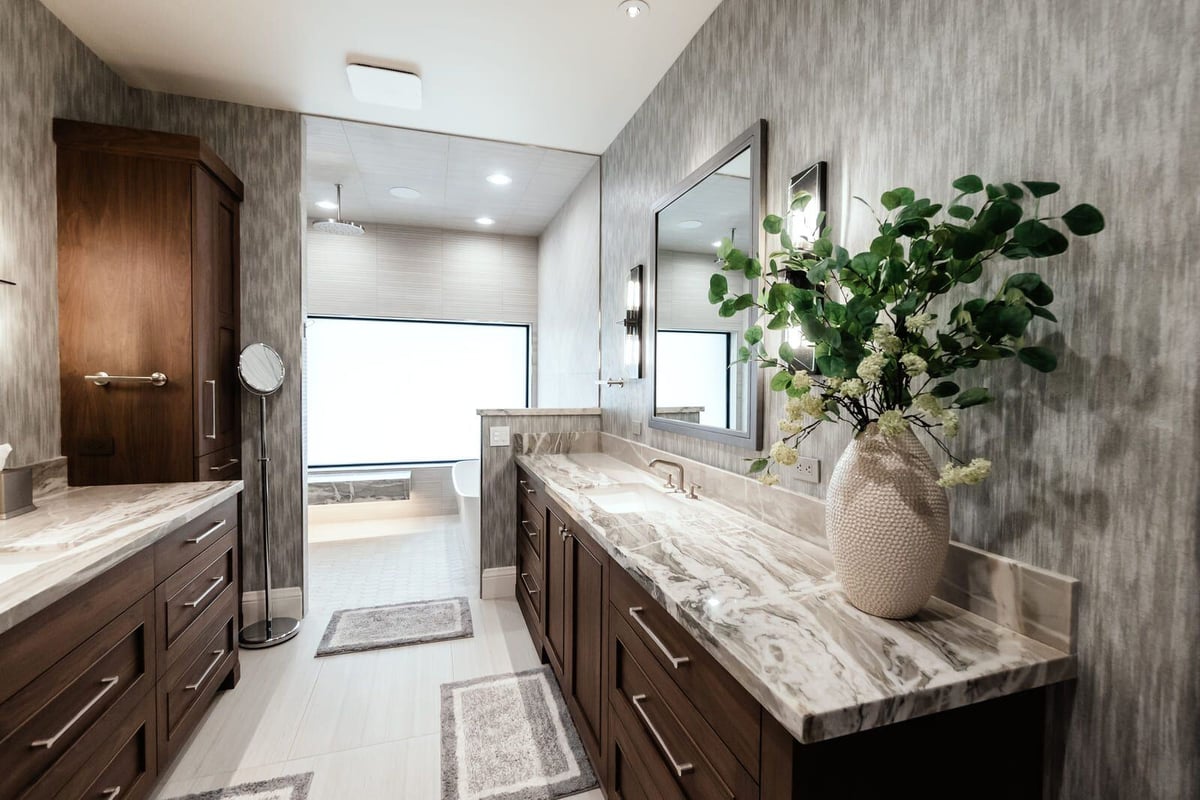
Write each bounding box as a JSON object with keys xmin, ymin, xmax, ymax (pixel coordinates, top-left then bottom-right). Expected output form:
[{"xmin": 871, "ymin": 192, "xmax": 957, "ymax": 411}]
[
  {"xmin": 192, "ymin": 167, "xmax": 241, "ymax": 457},
  {"xmin": 567, "ymin": 525, "xmax": 606, "ymax": 771},
  {"xmin": 544, "ymin": 506, "xmax": 568, "ymax": 680}
]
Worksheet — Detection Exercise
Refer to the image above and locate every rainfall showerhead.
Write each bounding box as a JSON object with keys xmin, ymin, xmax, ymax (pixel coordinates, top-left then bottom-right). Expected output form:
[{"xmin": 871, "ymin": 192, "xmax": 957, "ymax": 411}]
[{"xmin": 312, "ymin": 183, "xmax": 364, "ymax": 236}]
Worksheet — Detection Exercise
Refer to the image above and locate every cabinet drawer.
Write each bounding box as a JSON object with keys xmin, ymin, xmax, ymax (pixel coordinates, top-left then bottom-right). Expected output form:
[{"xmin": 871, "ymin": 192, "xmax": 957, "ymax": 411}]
[
  {"xmin": 609, "ymin": 613, "xmax": 758, "ymax": 800},
  {"xmin": 608, "ymin": 705, "xmax": 685, "ymax": 800},
  {"xmin": 517, "ymin": 496, "xmax": 544, "ymax": 561},
  {"xmin": 196, "ymin": 445, "xmax": 242, "ymax": 481},
  {"xmin": 0, "ymin": 595, "xmax": 154, "ymax": 800},
  {"xmin": 154, "ymin": 496, "xmax": 237, "ymax": 582},
  {"xmin": 159, "ymin": 600, "xmax": 236, "ymax": 766},
  {"xmin": 57, "ymin": 691, "xmax": 157, "ymax": 800},
  {"xmin": 517, "ymin": 538, "xmax": 543, "ymax": 624},
  {"xmin": 157, "ymin": 530, "xmax": 236, "ymax": 655},
  {"xmin": 609, "ymin": 566, "xmax": 760, "ymax": 773},
  {"xmin": 515, "ymin": 466, "xmax": 545, "ymax": 509}
]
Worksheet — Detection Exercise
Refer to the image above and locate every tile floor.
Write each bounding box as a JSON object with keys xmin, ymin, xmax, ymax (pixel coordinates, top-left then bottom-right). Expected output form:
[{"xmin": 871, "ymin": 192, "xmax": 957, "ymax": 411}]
[{"xmin": 152, "ymin": 513, "xmax": 602, "ymax": 799}]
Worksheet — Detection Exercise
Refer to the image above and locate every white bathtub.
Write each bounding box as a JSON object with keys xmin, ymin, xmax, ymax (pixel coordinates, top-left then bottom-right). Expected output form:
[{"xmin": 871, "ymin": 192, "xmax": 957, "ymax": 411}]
[{"xmin": 452, "ymin": 459, "xmax": 481, "ymax": 570}]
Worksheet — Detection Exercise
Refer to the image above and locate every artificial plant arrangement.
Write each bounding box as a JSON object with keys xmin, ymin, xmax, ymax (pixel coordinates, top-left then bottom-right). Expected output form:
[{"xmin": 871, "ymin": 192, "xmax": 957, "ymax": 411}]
[{"xmin": 708, "ymin": 175, "xmax": 1105, "ymax": 488}]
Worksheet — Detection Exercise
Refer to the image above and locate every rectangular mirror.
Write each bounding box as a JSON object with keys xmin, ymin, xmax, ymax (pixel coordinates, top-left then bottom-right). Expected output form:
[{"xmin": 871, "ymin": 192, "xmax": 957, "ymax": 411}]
[{"xmin": 649, "ymin": 121, "xmax": 766, "ymax": 449}]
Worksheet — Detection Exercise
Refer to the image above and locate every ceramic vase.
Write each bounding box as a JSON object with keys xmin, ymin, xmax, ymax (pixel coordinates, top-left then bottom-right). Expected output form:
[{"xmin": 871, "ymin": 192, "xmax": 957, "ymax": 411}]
[{"xmin": 825, "ymin": 424, "xmax": 950, "ymax": 618}]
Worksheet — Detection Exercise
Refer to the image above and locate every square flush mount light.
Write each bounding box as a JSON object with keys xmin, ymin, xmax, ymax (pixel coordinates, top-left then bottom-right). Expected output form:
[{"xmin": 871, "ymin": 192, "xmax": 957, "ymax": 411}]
[{"xmin": 346, "ymin": 64, "xmax": 422, "ymax": 109}]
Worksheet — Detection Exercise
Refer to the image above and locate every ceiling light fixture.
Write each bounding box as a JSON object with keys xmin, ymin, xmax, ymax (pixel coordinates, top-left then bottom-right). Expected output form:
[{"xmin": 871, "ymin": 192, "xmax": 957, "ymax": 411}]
[
  {"xmin": 475, "ymin": 217, "xmax": 496, "ymax": 226},
  {"xmin": 486, "ymin": 173, "xmax": 512, "ymax": 186},
  {"xmin": 315, "ymin": 200, "xmax": 338, "ymax": 210},
  {"xmin": 346, "ymin": 63, "xmax": 423, "ymax": 109},
  {"xmin": 619, "ymin": 0, "xmax": 649, "ymax": 19},
  {"xmin": 677, "ymin": 220, "xmax": 702, "ymax": 229},
  {"xmin": 389, "ymin": 186, "xmax": 421, "ymax": 199},
  {"xmin": 711, "ymin": 240, "xmax": 723, "ymax": 248}
]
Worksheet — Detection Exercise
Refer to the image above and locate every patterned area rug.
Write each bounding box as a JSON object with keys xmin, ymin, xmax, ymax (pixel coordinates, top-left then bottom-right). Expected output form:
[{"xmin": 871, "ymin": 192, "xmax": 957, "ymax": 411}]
[
  {"xmin": 166, "ymin": 773, "xmax": 313, "ymax": 800},
  {"xmin": 441, "ymin": 666, "xmax": 598, "ymax": 800},
  {"xmin": 316, "ymin": 596, "xmax": 474, "ymax": 657}
]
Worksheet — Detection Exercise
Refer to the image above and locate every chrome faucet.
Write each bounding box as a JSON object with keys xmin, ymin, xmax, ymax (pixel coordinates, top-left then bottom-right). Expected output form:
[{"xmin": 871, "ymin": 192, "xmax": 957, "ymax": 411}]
[{"xmin": 648, "ymin": 459, "xmax": 685, "ymax": 492}]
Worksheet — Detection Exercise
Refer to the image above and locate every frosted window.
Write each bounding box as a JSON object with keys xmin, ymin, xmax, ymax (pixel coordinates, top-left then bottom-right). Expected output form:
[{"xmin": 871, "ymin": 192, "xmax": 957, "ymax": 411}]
[{"xmin": 307, "ymin": 317, "xmax": 529, "ymax": 465}]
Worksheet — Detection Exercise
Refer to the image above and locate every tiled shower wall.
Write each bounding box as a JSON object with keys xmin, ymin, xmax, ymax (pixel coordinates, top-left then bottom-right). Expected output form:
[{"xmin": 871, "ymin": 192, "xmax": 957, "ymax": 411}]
[{"xmin": 599, "ymin": 0, "xmax": 1198, "ymax": 796}]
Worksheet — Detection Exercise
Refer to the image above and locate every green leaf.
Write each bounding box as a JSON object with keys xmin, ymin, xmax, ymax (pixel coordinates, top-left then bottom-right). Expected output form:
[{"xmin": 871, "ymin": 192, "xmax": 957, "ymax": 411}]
[
  {"xmin": 1029, "ymin": 305, "xmax": 1058, "ymax": 322},
  {"xmin": 816, "ymin": 354, "xmax": 847, "ymax": 376},
  {"xmin": 931, "ymin": 381, "xmax": 960, "ymax": 398},
  {"xmin": 748, "ymin": 458, "xmax": 769, "ymax": 474},
  {"xmin": 770, "ymin": 370, "xmax": 793, "ymax": 392},
  {"xmin": 779, "ymin": 229, "xmax": 793, "ymax": 251},
  {"xmin": 779, "ymin": 340, "xmax": 796, "ymax": 363},
  {"xmin": 708, "ymin": 273, "xmax": 728, "ymax": 304},
  {"xmin": 1022, "ymin": 180, "xmax": 1061, "ymax": 198},
  {"xmin": 812, "ymin": 238, "xmax": 833, "ymax": 258},
  {"xmin": 870, "ymin": 236, "xmax": 895, "ymax": 259},
  {"xmin": 744, "ymin": 325, "xmax": 763, "ymax": 345},
  {"xmin": 1018, "ymin": 346, "xmax": 1058, "ymax": 372},
  {"xmin": 948, "ymin": 204, "xmax": 974, "ymax": 220},
  {"xmin": 767, "ymin": 313, "xmax": 791, "ymax": 330},
  {"xmin": 1029, "ymin": 228, "xmax": 1069, "ymax": 257},
  {"xmin": 736, "ymin": 346, "xmax": 751, "ymax": 363},
  {"xmin": 743, "ymin": 257, "xmax": 763, "ymax": 279},
  {"xmin": 953, "ymin": 174, "xmax": 984, "ymax": 193},
  {"xmin": 1061, "ymin": 204, "xmax": 1105, "ymax": 236},
  {"xmin": 881, "ymin": 191, "xmax": 902, "ymax": 210},
  {"xmin": 717, "ymin": 239, "xmax": 734, "ymax": 259},
  {"xmin": 985, "ymin": 183, "xmax": 1005, "ymax": 200},
  {"xmin": 763, "ymin": 215, "xmax": 784, "ymax": 234},
  {"xmin": 733, "ymin": 293, "xmax": 756, "ymax": 310},
  {"xmin": 718, "ymin": 299, "xmax": 736, "ymax": 317},
  {"xmin": 954, "ymin": 387, "xmax": 993, "ymax": 408},
  {"xmin": 952, "ymin": 231, "xmax": 988, "ymax": 259},
  {"xmin": 894, "ymin": 187, "xmax": 916, "ymax": 205},
  {"xmin": 791, "ymin": 192, "xmax": 813, "ymax": 212},
  {"xmin": 1013, "ymin": 219, "xmax": 1053, "ymax": 247},
  {"xmin": 1002, "ymin": 182, "xmax": 1025, "ymax": 199},
  {"xmin": 978, "ymin": 197, "xmax": 1023, "ymax": 234}
]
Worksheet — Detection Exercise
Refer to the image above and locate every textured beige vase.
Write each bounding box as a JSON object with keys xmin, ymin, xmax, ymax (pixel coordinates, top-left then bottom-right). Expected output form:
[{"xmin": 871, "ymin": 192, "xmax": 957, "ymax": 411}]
[{"xmin": 826, "ymin": 425, "xmax": 950, "ymax": 619}]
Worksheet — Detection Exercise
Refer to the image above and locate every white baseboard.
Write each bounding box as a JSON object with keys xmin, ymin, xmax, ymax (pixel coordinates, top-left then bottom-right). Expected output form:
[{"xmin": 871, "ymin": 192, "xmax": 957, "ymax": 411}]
[
  {"xmin": 241, "ymin": 586, "xmax": 305, "ymax": 623},
  {"xmin": 481, "ymin": 566, "xmax": 516, "ymax": 599}
]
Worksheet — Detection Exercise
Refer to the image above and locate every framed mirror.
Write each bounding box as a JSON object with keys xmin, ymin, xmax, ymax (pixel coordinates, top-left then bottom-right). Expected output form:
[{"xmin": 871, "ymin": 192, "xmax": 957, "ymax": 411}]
[{"xmin": 649, "ymin": 120, "xmax": 766, "ymax": 449}]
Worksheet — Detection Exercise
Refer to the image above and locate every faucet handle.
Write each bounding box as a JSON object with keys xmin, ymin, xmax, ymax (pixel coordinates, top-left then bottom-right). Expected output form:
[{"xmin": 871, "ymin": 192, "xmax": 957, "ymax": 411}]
[
  {"xmin": 664, "ymin": 473, "xmax": 676, "ymax": 489},
  {"xmin": 687, "ymin": 483, "xmax": 702, "ymax": 500}
]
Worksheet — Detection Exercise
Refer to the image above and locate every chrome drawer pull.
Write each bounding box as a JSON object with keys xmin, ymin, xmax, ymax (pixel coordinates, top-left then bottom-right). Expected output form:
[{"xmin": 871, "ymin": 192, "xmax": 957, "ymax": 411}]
[
  {"xmin": 519, "ymin": 572, "xmax": 540, "ymax": 596},
  {"xmin": 519, "ymin": 480, "xmax": 536, "ymax": 495},
  {"xmin": 30, "ymin": 676, "xmax": 120, "ymax": 749},
  {"xmin": 85, "ymin": 371, "xmax": 167, "ymax": 387},
  {"xmin": 520, "ymin": 520, "xmax": 538, "ymax": 539},
  {"xmin": 204, "ymin": 379, "xmax": 217, "ymax": 440},
  {"xmin": 186, "ymin": 520, "xmax": 225, "ymax": 545},
  {"xmin": 183, "ymin": 576, "xmax": 224, "ymax": 608},
  {"xmin": 209, "ymin": 458, "xmax": 240, "ymax": 473},
  {"xmin": 101, "ymin": 787, "xmax": 121, "ymax": 799},
  {"xmin": 630, "ymin": 693, "xmax": 694, "ymax": 777},
  {"xmin": 628, "ymin": 607, "xmax": 690, "ymax": 668},
  {"xmin": 185, "ymin": 650, "xmax": 225, "ymax": 691}
]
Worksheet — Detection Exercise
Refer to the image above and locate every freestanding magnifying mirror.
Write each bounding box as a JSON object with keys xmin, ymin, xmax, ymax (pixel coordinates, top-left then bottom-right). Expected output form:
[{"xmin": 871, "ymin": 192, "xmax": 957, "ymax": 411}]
[{"xmin": 237, "ymin": 342, "xmax": 301, "ymax": 649}]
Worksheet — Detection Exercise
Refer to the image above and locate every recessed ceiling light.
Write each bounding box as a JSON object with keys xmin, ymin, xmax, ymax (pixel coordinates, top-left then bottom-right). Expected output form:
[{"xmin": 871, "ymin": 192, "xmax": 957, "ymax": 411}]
[
  {"xmin": 712, "ymin": 240, "xmax": 723, "ymax": 248},
  {"xmin": 315, "ymin": 199, "xmax": 338, "ymax": 210},
  {"xmin": 476, "ymin": 217, "xmax": 496, "ymax": 226},
  {"xmin": 677, "ymin": 220, "xmax": 702, "ymax": 229},
  {"xmin": 619, "ymin": 0, "xmax": 649, "ymax": 19},
  {"xmin": 486, "ymin": 173, "xmax": 512, "ymax": 186},
  {"xmin": 346, "ymin": 63, "xmax": 422, "ymax": 109},
  {"xmin": 389, "ymin": 186, "xmax": 421, "ymax": 199}
]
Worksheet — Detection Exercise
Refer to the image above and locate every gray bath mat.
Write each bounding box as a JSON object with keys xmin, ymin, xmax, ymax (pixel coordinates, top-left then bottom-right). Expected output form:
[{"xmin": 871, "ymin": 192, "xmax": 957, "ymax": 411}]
[
  {"xmin": 441, "ymin": 666, "xmax": 598, "ymax": 800},
  {"xmin": 316, "ymin": 596, "xmax": 473, "ymax": 657},
  {"xmin": 166, "ymin": 772, "xmax": 313, "ymax": 799}
]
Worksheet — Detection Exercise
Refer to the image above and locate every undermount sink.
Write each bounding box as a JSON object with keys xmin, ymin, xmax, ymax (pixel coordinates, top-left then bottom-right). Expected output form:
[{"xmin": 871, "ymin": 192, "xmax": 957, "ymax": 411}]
[{"xmin": 581, "ymin": 483, "xmax": 690, "ymax": 515}]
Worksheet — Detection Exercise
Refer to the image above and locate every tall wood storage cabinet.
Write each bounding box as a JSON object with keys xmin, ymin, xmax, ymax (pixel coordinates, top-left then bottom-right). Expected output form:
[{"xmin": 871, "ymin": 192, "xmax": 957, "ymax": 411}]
[{"xmin": 55, "ymin": 119, "xmax": 244, "ymax": 485}]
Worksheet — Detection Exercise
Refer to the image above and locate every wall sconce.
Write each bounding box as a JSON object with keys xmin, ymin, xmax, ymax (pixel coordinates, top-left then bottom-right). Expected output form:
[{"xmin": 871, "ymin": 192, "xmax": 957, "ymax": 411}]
[
  {"xmin": 787, "ymin": 161, "xmax": 827, "ymax": 247},
  {"xmin": 623, "ymin": 264, "xmax": 644, "ymax": 379}
]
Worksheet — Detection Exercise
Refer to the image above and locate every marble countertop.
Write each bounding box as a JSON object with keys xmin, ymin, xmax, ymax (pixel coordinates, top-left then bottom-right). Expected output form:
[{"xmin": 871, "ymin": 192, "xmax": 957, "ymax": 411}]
[
  {"xmin": 515, "ymin": 451, "xmax": 1074, "ymax": 743},
  {"xmin": 0, "ymin": 480, "xmax": 243, "ymax": 635}
]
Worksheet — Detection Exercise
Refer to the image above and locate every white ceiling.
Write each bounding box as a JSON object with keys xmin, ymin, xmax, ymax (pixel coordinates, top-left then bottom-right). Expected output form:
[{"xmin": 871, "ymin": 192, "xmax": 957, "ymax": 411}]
[
  {"xmin": 39, "ymin": 0, "xmax": 724, "ymax": 154},
  {"xmin": 305, "ymin": 117, "xmax": 599, "ymax": 236}
]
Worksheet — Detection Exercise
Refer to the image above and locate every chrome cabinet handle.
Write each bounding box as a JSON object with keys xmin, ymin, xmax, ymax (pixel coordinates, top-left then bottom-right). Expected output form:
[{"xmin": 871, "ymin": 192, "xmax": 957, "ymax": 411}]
[
  {"xmin": 30, "ymin": 676, "xmax": 120, "ymax": 749},
  {"xmin": 186, "ymin": 520, "xmax": 225, "ymax": 545},
  {"xmin": 204, "ymin": 379, "xmax": 217, "ymax": 439},
  {"xmin": 210, "ymin": 458, "xmax": 240, "ymax": 473},
  {"xmin": 185, "ymin": 650, "xmax": 225, "ymax": 691},
  {"xmin": 520, "ymin": 520, "xmax": 538, "ymax": 540},
  {"xmin": 630, "ymin": 693, "xmax": 694, "ymax": 777},
  {"xmin": 86, "ymin": 371, "xmax": 167, "ymax": 387},
  {"xmin": 183, "ymin": 576, "xmax": 224, "ymax": 608},
  {"xmin": 519, "ymin": 572, "xmax": 539, "ymax": 596},
  {"xmin": 519, "ymin": 480, "xmax": 535, "ymax": 495},
  {"xmin": 628, "ymin": 607, "xmax": 690, "ymax": 668},
  {"xmin": 100, "ymin": 787, "xmax": 121, "ymax": 799},
  {"xmin": 558, "ymin": 524, "xmax": 573, "ymax": 542}
]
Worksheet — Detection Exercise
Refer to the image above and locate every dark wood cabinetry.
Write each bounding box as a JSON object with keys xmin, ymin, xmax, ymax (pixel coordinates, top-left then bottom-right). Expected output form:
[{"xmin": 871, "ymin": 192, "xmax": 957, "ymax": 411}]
[{"xmin": 55, "ymin": 119, "xmax": 243, "ymax": 486}]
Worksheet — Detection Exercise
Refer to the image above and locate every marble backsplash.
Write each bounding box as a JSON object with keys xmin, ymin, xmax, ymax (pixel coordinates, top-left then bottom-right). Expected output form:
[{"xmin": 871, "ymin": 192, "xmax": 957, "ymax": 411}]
[{"xmin": 28, "ymin": 456, "xmax": 67, "ymax": 500}]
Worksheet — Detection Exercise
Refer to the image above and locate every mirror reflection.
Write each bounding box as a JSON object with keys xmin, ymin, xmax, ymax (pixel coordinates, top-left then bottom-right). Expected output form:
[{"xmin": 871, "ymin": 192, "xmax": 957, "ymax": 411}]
[
  {"xmin": 654, "ymin": 147, "xmax": 754, "ymax": 433},
  {"xmin": 239, "ymin": 342, "xmax": 286, "ymax": 396}
]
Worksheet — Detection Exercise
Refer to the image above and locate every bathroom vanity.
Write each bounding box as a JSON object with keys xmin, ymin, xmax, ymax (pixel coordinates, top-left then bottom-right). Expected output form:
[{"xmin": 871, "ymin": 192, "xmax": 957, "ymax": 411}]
[
  {"xmin": 513, "ymin": 443, "xmax": 1076, "ymax": 799},
  {"xmin": 0, "ymin": 481, "xmax": 243, "ymax": 800}
]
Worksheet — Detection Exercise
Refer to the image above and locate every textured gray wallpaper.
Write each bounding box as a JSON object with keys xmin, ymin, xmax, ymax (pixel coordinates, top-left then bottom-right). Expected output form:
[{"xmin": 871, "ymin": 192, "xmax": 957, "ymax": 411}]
[
  {"xmin": 600, "ymin": 0, "xmax": 1198, "ymax": 797},
  {"xmin": 0, "ymin": 0, "xmax": 305, "ymax": 593}
]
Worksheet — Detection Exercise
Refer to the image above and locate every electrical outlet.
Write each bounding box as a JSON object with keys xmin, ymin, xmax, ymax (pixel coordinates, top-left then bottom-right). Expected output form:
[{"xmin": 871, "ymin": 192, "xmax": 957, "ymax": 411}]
[
  {"xmin": 796, "ymin": 456, "xmax": 821, "ymax": 484},
  {"xmin": 489, "ymin": 426, "xmax": 511, "ymax": 447}
]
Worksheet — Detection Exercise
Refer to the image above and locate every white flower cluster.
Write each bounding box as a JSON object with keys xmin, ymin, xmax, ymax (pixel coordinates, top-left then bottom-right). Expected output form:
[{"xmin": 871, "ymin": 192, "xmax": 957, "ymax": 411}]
[
  {"xmin": 759, "ymin": 472, "xmax": 780, "ymax": 487},
  {"xmin": 877, "ymin": 409, "xmax": 908, "ymax": 437},
  {"xmin": 779, "ymin": 418, "xmax": 805, "ymax": 434},
  {"xmin": 911, "ymin": 393, "xmax": 960, "ymax": 438},
  {"xmin": 857, "ymin": 352, "xmax": 887, "ymax": 383},
  {"xmin": 900, "ymin": 353, "xmax": 927, "ymax": 376},
  {"xmin": 905, "ymin": 312, "xmax": 935, "ymax": 334},
  {"xmin": 937, "ymin": 458, "xmax": 992, "ymax": 487},
  {"xmin": 791, "ymin": 371, "xmax": 813, "ymax": 392},
  {"xmin": 840, "ymin": 378, "xmax": 867, "ymax": 398},
  {"xmin": 770, "ymin": 440, "xmax": 799, "ymax": 466},
  {"xmin": 873, "ymin": 326, "xmax": 902, "ymax": 355}
]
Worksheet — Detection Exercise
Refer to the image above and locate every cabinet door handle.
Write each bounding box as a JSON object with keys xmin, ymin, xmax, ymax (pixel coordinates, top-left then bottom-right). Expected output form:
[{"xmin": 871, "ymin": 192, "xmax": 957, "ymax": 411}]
[
  {"xmin": 204, "ymin": 379, "xmax": 217, "ymax": 440},
  {"xmin": 183, "ymin": 576, "xmax": 224, "ymax": 608},
  {"xmin": 628, "ymin": 607, "xmax": 690, "ymax": 668},
  {"xmin": 209, "ymin": 458, "xmax": 240, "ymax": 473},
  {"xmin": 185, "ymin": 650, "xmax": 225, "ymax": 691},
  {"xmin": 519, "ymin": 572, "xmax": 539, "ymax": 596},
  {"xmin": 186, "ymin": 520, "xmax": 225, "ymax": 545},
  {"xmin": 630, "ymin": 693, "xmax": 694, "ymax": 777},
  {"xmin": 519, "ymin": 480, "xmax": 535, "ymax": 495},
  {"xmin": 30, "ymin": 676, "xmax": 120, "ymax": 749},
  {"xmin": 100, "ymin": 787, "xmax": 121, "ymax": 799},
  {"xmin": 520, "ymin": 520, "xmax": 538, "ymax": 540}
]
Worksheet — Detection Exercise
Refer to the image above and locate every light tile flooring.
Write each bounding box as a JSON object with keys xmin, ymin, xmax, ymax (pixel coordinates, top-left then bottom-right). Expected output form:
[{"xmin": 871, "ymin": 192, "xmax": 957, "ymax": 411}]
[{"xmin": 153, "ymin": 514, "xmax": 602, "ymax": 799}]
